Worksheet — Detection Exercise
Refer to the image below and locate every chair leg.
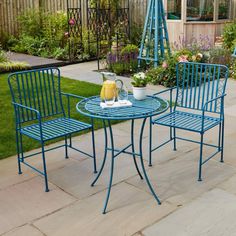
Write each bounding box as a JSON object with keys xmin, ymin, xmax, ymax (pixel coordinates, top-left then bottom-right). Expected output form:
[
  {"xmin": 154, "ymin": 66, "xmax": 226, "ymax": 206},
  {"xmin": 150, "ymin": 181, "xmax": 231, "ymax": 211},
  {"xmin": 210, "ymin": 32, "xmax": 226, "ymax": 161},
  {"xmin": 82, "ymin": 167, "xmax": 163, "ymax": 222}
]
[
  {"xmin": 41, "ymin": 142, "xmax": 49, "ymax": 192},
  {"xmin": 220, "ymin": 119, "xmax": 225, "ymax": 163},
  {"xmin": 218, "ymin": 122, "xmax": 222, "ymax": 152},
  {"xmin": 173, "ymin": 127, "xmax": 177, "ymax": 151},
  {"xmin": 69, "ymin": 134, "xmax": 72, "ymax": 148},
  {"xmin": 15, "ymin": 130, "xmax": 22, "ymax": 174},
  {"xmin": 65, "ymin": 135, "xmax": 69, "ymax": 159},
  {"xmin": 149, "ymin": 117, "xmax": 153, "ymax": 167},
  {"xmin": 198, "ymin": 133, "xmax": 204, "ymax": 182},
  {"xmin": 91, "ymin": 119, "xmax": 97, "ymax": 174}
]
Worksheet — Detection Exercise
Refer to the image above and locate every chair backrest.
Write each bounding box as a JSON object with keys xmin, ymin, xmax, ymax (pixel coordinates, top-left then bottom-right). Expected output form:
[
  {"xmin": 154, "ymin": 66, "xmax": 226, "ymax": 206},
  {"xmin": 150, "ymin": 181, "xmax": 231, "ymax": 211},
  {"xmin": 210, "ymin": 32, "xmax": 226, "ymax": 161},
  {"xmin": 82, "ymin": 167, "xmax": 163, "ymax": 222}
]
[
  {"xmin": 175, "ymin": 62, "xmax": 229, "ymax": 113},
  {"xmin": 8, "ymin": 67, "xmax": 64, "ymax": 123}
]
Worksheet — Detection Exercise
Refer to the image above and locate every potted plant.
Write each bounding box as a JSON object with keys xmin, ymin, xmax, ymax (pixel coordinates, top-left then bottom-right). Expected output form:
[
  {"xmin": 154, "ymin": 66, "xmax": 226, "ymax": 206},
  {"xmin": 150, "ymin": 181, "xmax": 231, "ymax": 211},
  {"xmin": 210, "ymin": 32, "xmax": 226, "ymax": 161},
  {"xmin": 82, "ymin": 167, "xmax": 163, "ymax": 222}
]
[{"xmin": 131, "ymin": 72, "xmax": 149, "ymax": 100}]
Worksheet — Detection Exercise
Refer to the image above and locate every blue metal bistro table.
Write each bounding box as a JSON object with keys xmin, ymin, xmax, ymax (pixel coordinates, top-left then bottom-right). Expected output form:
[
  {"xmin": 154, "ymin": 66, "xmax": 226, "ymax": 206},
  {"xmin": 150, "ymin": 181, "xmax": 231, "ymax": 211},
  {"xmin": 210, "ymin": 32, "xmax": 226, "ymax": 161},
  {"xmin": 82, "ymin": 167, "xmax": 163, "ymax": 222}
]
[{"xmin": 76, "ymin": 95, "xmax": 169, "ymax": 214}]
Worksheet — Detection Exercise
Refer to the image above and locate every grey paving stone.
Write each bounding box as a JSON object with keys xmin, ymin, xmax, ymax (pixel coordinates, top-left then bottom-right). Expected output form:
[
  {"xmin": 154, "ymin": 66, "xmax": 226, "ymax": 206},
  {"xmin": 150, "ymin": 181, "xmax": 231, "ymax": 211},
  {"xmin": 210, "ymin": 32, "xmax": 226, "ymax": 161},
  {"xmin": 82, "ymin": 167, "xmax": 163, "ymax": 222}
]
[
  {"xmin": 0, "ymin": 177, "xmax": 76, "ymax": 235},
  {"xmin": 3, "ymin": 225, "xmax": 44, "ymax": 236},
  {"xmin": 34, "ymin": 182, "xmax": 176, "ymax": 236},
  {"xmin": 142, "ymin": 188, "xmax": 236, "ymax": 236},
  {"xmin": 126, "ymin": 149, "xmax": 236, "ymax": 205}
]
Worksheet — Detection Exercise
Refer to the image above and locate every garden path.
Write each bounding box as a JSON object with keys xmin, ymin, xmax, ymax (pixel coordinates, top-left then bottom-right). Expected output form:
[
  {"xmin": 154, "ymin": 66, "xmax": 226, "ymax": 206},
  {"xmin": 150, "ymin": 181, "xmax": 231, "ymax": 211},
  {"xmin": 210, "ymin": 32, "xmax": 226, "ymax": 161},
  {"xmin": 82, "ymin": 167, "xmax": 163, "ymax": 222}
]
[{"xmin": 8, "ymin": 52, "xmax": 63, "ymax": 67}]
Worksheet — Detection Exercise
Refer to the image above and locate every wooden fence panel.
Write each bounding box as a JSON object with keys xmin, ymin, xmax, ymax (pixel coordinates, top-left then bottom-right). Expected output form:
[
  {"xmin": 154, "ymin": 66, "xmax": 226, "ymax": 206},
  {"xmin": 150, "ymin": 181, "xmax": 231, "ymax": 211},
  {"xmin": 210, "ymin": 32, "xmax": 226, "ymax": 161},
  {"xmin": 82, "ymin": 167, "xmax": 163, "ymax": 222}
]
[
  {"xmin": 130, "ymin": 0, "xmax": 147, "ymax": 26},
  {"xmin": 0, "ymin": 0, "xmax": 147, "ymax": 36}
]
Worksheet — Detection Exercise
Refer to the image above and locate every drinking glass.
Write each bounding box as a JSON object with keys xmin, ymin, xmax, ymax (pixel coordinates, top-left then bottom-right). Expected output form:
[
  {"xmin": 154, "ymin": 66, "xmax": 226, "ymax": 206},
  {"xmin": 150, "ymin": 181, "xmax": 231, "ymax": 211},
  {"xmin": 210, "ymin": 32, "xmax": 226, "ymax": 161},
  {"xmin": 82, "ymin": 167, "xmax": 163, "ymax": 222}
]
[
  {"xmin": 118, "ymin": 86, "xmax": 128, "ymax": 104},
  {"xmin": 104, "ymin": 86, "xmax": 116, "ymax": 106}
]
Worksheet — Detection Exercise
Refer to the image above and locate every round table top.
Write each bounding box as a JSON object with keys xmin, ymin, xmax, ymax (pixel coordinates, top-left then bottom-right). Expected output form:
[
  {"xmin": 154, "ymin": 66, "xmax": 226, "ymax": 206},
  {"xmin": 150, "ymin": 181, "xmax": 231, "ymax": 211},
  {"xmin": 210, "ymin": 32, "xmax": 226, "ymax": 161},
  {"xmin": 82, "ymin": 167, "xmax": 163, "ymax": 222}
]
[{"xmin": 76, "ymin": 95, "xmax": 169, "ymax": 120}]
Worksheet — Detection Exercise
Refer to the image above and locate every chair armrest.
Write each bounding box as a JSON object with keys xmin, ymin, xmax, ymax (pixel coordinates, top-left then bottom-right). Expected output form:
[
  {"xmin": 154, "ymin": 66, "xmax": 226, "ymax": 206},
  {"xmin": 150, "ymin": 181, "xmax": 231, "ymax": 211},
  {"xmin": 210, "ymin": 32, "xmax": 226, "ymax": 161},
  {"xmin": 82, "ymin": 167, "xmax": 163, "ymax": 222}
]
[
  {"xmin": 12, "ymin": 103, "xmax": 42, "ymax": 134},
  {"xmin": 61, "ymin": 92, "xmax": 85, "ymax": 100},
  {"xmin": 61, "ymin": 92, "xmax": 85, "ymax": 118},
  {"xmin": 153, "ymin": 86, "xmax": 177, "ymax": 96},
  {"xmin": 201, "ymin": 94, "xmax": 226, "ymax": 132},
  {"xmin": 153, "ymin": 87, "xmax": 177, "ymax": 112},
  {"xmin": 202, "ymin": 94, "xmax": 226, "ymax": 112},
  {"xmin": 12, "ymin": 102, "xmax": 41, "ymax": 117}
]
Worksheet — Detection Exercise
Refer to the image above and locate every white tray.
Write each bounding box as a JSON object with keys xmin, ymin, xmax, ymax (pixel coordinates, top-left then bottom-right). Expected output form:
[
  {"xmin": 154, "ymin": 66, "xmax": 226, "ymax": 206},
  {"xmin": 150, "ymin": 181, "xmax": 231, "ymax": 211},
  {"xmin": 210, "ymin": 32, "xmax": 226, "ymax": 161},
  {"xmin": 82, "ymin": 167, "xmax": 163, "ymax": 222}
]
[{"xmin": 100, "ymin": 101, "xmax": 132, "ymax": 109}]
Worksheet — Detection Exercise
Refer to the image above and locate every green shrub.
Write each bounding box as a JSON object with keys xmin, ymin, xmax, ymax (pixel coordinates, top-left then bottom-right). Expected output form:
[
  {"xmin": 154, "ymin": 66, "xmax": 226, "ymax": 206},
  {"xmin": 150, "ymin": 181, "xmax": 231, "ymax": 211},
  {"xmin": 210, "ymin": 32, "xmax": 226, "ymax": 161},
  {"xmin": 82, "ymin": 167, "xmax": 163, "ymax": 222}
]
[
  {"xmin": 9, "ymin": 10, "xmax": 69, "ymax": 60},
  {"xmin": 0, "ymin": 61, "xmax": 30, "ymax": 72},
  {"xmin": 130, "ymin": 24, "xmax": 143, "ymax": 46},
  {"xmin": 146, "ymin": 56, "xmax": 178, "ymax": 87},
  {"xmin": 107, "ymin": 44, "xmax": 139, "ymax": 75},
  {"xmin": 208, "ymin": 47, "xmax": 232, "ymax": 66},
  {"xmin": 52, "ymin": 47, "xmax": 68, "ymax": 60},
  {"xmin": 0, "ymin": 47, "xmax": 8, "ymax": 63},
  {"xmin": 10, "ymin": 35, "xmax": 43, "ymax": 55},
  {"xmin": 17, "ymin": 9, "xmax": 44, "ymax": 37},
  {"xmin": 223, "ymin": 20, "xmax": 236, "ymax": 51},
  {"xmin": 0, "ymin": 31, "xmax": 10, "ymax": 49},
  {"xmin": 231, "ymin": 60, "xmax": 236, "ymax": 80}
]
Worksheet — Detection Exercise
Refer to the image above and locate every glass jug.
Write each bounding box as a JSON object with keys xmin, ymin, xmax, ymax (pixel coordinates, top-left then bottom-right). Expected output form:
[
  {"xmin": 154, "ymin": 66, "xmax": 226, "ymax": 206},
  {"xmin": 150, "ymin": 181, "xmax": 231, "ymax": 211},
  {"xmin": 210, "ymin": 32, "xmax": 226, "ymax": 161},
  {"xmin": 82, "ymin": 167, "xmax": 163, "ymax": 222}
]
[{"xmin": 100, "ymin": 72, "xmax": 124, "ymax": 103}]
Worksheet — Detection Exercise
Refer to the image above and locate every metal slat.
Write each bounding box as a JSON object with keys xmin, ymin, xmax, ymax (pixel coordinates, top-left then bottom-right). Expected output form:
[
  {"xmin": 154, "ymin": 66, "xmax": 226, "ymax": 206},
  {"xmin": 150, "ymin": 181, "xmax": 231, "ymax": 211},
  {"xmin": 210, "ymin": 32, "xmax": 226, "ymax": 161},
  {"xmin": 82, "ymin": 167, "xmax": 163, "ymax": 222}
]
[
  {"xmin": 205, "ymin": 65, "xmax": 212, "ymax": 111},
  {"xmin": 192, "ymin": 64, "xmax": 199, "ymax": 109},
  {"xmin": 46, "ymin": 69, "xmax": 55, "ymax": 115},
  {"xmin": 155, "ymin": 111, "xmax": 220, "ymax": 132},
  {"xmin": 25, "ymin": 73, "xmax": 34, "ymax": 120},
  {"xmin": 38, "ymin": 70, "xmax": 46, "ymax": 117},
  {"xmin": 21, "ymin": 118, "xmax": 91, "ymax": 141},
  {"xmin": 210, "ymin": 66, "xmax": 216, "ymax": 112}
]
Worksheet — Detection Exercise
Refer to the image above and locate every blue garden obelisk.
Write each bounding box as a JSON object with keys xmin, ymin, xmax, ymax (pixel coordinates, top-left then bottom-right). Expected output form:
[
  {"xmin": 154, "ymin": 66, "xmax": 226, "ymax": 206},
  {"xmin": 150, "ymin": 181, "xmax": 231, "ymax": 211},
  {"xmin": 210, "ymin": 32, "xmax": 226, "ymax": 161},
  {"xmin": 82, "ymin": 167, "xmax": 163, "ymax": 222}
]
[{"xmin": 138, "ymin": 0, "xmax": 171, "ymax": 67}]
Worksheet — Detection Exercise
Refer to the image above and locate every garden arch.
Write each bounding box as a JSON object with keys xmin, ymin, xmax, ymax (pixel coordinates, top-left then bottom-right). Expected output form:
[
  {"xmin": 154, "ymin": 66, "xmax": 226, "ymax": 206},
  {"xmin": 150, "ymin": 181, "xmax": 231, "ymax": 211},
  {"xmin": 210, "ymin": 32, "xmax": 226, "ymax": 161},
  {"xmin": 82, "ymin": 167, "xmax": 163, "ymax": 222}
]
[{"xmin": 67, "ymin": 0, "xmax": 130, "ymax": 70}]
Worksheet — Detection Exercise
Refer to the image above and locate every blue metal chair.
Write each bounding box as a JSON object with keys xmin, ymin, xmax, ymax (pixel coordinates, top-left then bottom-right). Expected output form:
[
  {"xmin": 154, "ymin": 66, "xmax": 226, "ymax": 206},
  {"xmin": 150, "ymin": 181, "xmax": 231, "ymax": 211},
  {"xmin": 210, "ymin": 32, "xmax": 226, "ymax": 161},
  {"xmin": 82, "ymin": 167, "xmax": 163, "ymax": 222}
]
[
  {"xmin": 8, "ymin": 68, "xmax": 97, "ymax": 192},
  {"xmin": 149, "ymin": 62, "xmax": 229, "ymax": 181}
]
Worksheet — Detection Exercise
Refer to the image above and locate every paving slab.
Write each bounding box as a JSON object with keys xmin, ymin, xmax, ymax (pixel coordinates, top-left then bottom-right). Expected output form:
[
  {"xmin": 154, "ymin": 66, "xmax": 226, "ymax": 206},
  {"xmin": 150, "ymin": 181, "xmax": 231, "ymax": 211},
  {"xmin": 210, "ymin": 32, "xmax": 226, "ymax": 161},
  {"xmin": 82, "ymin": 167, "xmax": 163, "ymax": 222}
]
[
  {"xmin": 126, "ymin": 148, "xmax": 236, "ymax": 206},
  {"xmin": 48, "ymin": 150, "xmax": 151, "ymax": 200},
  {"xmin": 34, "ymin": 182, "xmax": 176, "ymax": 236},
  {"xmin": 3, "ymin": 225, "xmax": 44, "ymax": 236},
  {"xmin": 0, "ymin": 177, "xmax": 76, "ymax": 235},
  {"xmin": 142, "ymin": 188, "xmax": 236, "ymax": 236},
  {"xmin": 219, "ymin": 174, "xmax": 236, "ymax": 196}
]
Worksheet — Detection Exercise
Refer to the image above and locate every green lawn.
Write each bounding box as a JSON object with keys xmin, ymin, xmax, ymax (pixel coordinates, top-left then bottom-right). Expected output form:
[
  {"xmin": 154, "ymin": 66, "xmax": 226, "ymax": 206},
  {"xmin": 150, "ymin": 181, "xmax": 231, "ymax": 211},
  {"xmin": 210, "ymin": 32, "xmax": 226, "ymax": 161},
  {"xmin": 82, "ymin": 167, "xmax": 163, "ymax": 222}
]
[{"xmin": 0, "ymin": 72, "xmax": 103, "ymax": 160}]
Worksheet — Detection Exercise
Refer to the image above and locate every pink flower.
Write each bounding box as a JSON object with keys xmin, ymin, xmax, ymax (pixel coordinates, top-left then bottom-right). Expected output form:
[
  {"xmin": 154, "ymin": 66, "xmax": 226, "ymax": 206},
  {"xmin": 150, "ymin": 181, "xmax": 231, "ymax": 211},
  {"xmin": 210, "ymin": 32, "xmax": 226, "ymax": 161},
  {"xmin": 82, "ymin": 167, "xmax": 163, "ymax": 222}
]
[
  {"xmin": 68, "ymin": 19, "xmax": 76, "ymax": 26},
  {"xmin": 178, "ymin": 55, "xmax": 188, "ymax": 62},
  {"xmin": 64, "ymin": 32, "xmax": 69, "ymax": 37},
  {"xmin": 162, "ymin": 61, "xmax": 168, "ymax": 68}
]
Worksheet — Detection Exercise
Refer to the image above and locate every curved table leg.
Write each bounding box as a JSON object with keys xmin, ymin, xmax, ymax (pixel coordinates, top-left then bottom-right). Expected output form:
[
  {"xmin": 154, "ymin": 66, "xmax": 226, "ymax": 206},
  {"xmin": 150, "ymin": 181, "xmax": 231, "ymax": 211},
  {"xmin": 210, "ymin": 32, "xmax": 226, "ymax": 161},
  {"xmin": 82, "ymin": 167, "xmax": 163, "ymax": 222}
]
[
  {"xmin": 103, "ymin": 120, "xmax": 115, "ymax": 214},
  {"xmin": 131, "ymin": 119, "xmax": 143, "ymax": 179},
  {"xmin": 91, "ymin": 120, "xmax": 108, "ymax": 187},
  {"xmin": 139, "ymin": 118, "xmax": 161, "ymax": 205}
]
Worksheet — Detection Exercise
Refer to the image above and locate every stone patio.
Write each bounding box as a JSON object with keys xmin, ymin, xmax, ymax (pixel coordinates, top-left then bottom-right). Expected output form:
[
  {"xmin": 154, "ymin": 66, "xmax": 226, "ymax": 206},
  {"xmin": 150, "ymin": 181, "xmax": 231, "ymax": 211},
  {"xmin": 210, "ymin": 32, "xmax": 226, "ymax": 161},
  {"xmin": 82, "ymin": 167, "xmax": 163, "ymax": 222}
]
[{"xmin": 1, "ymin": 62, "xmax": 236, "ymax": 236}]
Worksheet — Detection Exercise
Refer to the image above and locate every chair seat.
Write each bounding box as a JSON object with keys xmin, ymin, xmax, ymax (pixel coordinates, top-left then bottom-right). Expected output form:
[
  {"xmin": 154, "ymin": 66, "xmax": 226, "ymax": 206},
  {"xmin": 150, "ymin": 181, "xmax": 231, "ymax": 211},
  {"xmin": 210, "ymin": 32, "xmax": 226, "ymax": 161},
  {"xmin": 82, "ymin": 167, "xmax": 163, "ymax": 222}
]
[
  {"xmin": 153, "ymin": 111, "xmax": 221, "ymax": 133},
  {"xmin": 20, "ymin": 118, "xmax": 92, "ymax": 141}
]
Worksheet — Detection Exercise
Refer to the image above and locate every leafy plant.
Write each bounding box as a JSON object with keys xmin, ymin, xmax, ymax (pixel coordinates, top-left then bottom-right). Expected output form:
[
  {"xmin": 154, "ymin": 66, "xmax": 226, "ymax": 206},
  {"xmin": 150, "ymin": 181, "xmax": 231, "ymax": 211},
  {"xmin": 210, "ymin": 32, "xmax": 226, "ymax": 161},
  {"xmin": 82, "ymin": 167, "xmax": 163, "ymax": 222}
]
[
  {"xmin": 0, "ymin": 61, "xmax": 30, "ymax": 72},
  {"xmin": 223, "ymin": 20, "xmax": 236, "ymax": 51},
  {"xmin": 130, "ymin": 24, "xmax": 143, "ymax": 46},
  {"xmin": 146, "ymin": 56, "xmax": 178, "ymax": 87},
  {"xmin": 0, "ymin": 47, "xmax": 8, "ymax": 63},
  {"xmin": 131, "ymin": 72, "xmax": 149, "ymax": 87},
  {"xmin": 231, "ymin": 60, "xmax": 236, "ymax": 80},
  {"xmin": 208, "ymin": 47, "xmax": 232, "ymax": 66},
  {"xmin": 107, "ymin": 44, "xmax": 139, "ymax": 75},
  {"xmin": 17, "ymin": 9, "xmax": 44, "ymax": 37},
  {"xmin": 9, "ymin": 10, "xmax": 69, "ymax": 60},
  {"xmin": 173, "ymin": 35, "xmax": 213, "ymax": 53}
]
